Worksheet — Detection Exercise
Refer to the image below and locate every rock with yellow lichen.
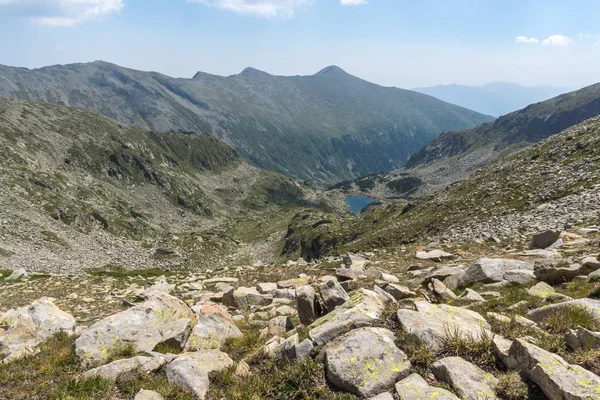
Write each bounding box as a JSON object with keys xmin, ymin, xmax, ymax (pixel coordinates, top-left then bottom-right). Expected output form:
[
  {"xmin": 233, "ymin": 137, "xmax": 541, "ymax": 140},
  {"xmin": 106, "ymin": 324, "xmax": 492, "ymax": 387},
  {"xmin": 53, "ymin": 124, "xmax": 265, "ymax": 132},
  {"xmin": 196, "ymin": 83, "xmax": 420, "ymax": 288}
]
[
  {"xmin": 324, "ymin": 327, "xmax": 411, "ymax": 398},
  {"xmin": 74, "ymin": 292, "xmax": 195, "ymax": 367},
  {"xmin": 395, "ymin": 373, "xmax": 459, "ymax": 400}
]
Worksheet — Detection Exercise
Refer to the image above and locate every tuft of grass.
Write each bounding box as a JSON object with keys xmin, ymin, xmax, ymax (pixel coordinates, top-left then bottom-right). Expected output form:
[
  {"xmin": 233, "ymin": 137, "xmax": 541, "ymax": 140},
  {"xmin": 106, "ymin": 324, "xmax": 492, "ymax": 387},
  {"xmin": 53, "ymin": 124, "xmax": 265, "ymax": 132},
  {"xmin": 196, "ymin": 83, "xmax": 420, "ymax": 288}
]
[
  {"xmin": 543, "ymin": 305, "xmax": 599, "ymax": 334},
  {"xmin": 53, "ymin": 376, "xmax": 112, "ymax": 399},
  {"xmin": 440, "ymin": 326, "xmax": 497, "ymax": 371},
  {"xmin": 397, "ymin": 334, "xmax": 436, "ymax": 375},
  {"xmin": 115, "ymin": 371, "xmax": 194, "ymax": 400},
  {"xmin": 207, "ymin": 358, "xmax": 356, "ymax": 400},
  {"xmin": 0, "ymin": 269, "xmax": 13, "ymax": 278},
  {"xmin": 152, "ymin": 342, "xmax": 184, "ymax": 355},
  {"xmin": 564, "ymin": 348, "xmax": 600, "ymax": 376},
  {"xmin": 220, "ymin": 324, "xmax": 265, "ymax": 363},
  {"xmin": 495, "ymin": 371, "xmax": 529, "ymax": 400},
  {"xmin": 106, "ymin": 342, "xmax": 138, "ymax": 363}
]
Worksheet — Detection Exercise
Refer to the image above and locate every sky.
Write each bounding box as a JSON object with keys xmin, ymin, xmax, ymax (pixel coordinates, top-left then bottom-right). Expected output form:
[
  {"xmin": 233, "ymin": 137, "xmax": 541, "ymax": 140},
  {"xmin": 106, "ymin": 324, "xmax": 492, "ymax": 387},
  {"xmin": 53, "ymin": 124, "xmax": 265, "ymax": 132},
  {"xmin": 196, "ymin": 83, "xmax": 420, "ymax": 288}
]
[{"xmin": 1, "ymin": 0, "xmax": 599, "ymax": 89}]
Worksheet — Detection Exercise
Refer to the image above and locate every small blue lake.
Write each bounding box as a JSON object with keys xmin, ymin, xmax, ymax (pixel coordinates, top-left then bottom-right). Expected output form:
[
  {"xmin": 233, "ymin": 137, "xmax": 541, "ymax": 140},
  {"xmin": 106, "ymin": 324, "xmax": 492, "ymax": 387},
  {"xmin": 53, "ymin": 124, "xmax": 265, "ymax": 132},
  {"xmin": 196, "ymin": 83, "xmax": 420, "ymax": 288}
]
[{"xmin": 346, "ymin": 195, "xmax": 376, "ymax": 214}]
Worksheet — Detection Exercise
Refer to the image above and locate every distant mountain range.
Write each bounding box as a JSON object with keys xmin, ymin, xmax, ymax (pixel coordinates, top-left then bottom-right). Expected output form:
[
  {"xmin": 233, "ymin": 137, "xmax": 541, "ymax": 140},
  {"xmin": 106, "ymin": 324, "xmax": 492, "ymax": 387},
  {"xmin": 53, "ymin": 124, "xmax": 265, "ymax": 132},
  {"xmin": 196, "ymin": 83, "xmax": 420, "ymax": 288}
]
[
  {"xmin": 0, "ymin": 62, "xmax": 492, "ymax": 184},
  {"xmin": 413, "ymin": 82, "xmax": 570, "ymax": 117}
]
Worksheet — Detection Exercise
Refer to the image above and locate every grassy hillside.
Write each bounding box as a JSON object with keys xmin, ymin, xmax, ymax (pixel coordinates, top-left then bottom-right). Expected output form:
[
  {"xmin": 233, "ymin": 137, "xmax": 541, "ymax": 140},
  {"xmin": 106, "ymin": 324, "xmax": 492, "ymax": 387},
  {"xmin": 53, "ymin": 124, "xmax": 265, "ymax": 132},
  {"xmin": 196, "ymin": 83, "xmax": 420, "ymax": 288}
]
[{"xmin": 285, "ymin": 116, "xmax": 600, "ymax": 258}]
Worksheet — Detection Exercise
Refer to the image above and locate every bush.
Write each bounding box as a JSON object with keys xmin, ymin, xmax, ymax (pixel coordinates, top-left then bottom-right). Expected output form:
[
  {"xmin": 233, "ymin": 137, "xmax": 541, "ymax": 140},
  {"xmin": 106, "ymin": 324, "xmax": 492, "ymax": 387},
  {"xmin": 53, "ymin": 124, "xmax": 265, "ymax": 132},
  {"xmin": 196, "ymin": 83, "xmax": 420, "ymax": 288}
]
[{"xmin": 495, "ymin": 371, "xmax": 529, "ymax": 400}]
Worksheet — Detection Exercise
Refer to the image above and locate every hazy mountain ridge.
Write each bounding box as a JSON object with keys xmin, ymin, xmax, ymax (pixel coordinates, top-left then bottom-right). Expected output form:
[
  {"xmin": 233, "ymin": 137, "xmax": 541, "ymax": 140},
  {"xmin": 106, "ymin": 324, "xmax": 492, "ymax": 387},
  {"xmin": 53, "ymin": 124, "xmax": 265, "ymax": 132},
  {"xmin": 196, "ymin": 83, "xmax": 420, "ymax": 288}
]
[
  {"xmin": 0, "ymin": 61, "xmax": 493, "ymax": 184},
  {"xmin": 414, "ymin": 82, "xmax": 570, "ymax": 117}
]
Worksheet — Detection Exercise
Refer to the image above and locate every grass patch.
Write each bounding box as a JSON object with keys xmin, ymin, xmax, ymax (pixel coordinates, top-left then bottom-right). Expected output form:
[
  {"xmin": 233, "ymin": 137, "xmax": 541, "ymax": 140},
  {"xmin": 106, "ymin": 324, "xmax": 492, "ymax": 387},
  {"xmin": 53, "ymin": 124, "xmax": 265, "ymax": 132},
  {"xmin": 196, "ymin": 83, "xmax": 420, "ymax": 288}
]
[
  {"xmin": 397, "ymin": 334, "xmax": 436, "ymax": 375},
  {"xmin": 0, "ymin": 269, "xmax": 12, "ymax": 278},
  {"xmin": 152, "ymin": 342, "xmax": 184, "ymax": 355},
  {"xmin": 543, "ymin": 305, "xmax": 600, "ymax": 334},
  {"xmin": 495, "ymin": 371, "xmax": 530, "ymax": 400},
  {"xmin": 115, "ymin": 371, "xmax": 193, "ymax": 400},
  {"xmin": 440, "ymin": 327, "xmax": 497, "ymax": 371},
  {"xmin": 88, "ymin": 265, "xmax": 174, "ymax": 279},
  {"xmin": 207, "ymin": 358, "xmax": 356, "ymax": 400},
  {"xmin": 564, "ymin": 347, "xmax": 600, "ymax": 376},
  {"xmin": 220, "ymin": 325, "xmax": 265, "ymax": 363}
]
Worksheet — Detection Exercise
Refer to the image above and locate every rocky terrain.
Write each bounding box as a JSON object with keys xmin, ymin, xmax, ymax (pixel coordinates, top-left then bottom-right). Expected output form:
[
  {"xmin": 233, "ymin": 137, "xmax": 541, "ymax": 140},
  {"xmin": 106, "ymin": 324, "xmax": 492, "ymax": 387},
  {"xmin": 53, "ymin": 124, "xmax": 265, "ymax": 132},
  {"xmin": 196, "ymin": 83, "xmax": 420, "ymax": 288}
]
[
  {"xmin": 0, "ymin": 96, "xmax": 342, "ymax": 274},
  {"xmin": 0, "ymin": 61, "xmax": 492, "ymax": 184},
  {"xmin": 2, "ymin": 227, "xmax": 600, "ymax": 399}
]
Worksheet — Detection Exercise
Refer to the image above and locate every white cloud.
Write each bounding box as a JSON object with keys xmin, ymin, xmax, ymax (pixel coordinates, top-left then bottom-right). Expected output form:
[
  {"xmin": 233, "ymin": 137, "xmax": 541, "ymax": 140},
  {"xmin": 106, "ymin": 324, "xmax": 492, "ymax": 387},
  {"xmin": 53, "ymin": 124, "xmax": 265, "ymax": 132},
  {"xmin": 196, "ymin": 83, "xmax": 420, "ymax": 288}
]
[
  {"xmin": 515, "ymin": 36, "xmax": 539, "ymax": 44},
  {"xmin": 0, "ymin": 0, "xmax": 123, "ymax": 26},
  {"xmin": 340, "ymin": 0, "xmax": 366, "ymax": 5},
  {"xmin": 542, "ymin": 34, "xmax": 572, "ymax": 47},
  {"xmin": 187, "ymin": 0, "xmax": 313, "ymax": 18}
]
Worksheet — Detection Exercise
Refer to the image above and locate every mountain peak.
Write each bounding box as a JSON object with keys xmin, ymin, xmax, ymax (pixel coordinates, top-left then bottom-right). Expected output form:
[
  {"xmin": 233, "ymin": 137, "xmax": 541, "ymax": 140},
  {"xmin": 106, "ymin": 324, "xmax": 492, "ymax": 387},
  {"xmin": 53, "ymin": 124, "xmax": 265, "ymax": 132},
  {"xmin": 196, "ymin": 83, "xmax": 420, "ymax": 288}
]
[
  {"xmin": 238, "ymin": 67, "xmax": 271, "ymax": 77},
  {"xmin": 315, "ymin": 65, "xmax": 349, "ymax": 76}
]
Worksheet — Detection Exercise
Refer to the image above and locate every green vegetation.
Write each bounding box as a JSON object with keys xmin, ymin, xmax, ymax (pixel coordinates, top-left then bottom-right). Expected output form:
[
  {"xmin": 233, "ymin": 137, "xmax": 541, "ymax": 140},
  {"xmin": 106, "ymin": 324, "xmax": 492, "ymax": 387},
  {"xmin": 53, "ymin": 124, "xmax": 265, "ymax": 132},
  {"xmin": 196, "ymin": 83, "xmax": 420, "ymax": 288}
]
[
  {"xmin": 440, "ymin": 327, "xmax": 496, "ymax": 371},
  {"xmin": 88, "ymin": 266, "xmax": 174, "ymax": 279},
  {"xmin": 495, "ymin": 372, "xmax": 529, "ymax": 400}
]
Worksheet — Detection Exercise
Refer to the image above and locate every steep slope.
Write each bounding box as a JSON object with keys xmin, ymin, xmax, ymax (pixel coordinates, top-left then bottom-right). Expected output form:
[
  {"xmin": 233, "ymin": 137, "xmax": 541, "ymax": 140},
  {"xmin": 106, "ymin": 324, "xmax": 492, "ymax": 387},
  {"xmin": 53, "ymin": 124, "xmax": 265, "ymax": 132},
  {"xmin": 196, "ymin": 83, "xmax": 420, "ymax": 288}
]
[
  {"xmin": 285, "ymin": 116, "xmax": 600, "ymax": 258},
  {"xmin": 333, "ymin": 82, "xmax": 600, "ymax": 200},
  {"xmin": 0, "ymin": 96, "xmax": 328, "ymax": 273},
  {"xmin": 0, "ymin": 61, "xmax": 492, "ymax": 183},
  {"xmin": 414, "ymin": 82, "xmax": 569, "ymax": 117},
  {"xmin": 408, "ymin": 83, "xmax": 600, "ymax": 168}
]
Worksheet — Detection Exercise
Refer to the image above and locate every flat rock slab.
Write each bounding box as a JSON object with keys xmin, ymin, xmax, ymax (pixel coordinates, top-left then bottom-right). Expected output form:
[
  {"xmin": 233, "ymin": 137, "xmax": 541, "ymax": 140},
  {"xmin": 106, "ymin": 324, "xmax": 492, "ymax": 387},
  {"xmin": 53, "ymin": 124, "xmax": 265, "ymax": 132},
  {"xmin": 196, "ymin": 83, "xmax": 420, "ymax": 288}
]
[
  {"xmin": 396, "ymin": 301, "xmax": 491, "ymax": 352},
  {"xmin": 416, "ymin": 249, "xmax": 452, "ymax": 262},
  {"xmin": 508, "ymin": 338, "xmax": 600, "ymax": 400},
  {"xmin": 134, "ymin": 390, "xmax": 164, "ymax": 400},
  {"xmin": 527, "ymin": 298, "xmax": 600, "ymax": 325},
  {"xmin": 186, "ymin": 302, "xmax": 242, "ymax": 351},
  {"xmin": 432, "ymin": 357, "xmax": 499, "ymax": 399},
  {"xmin": 325, "ymin": 327, "xmax": 411, "ymax": 398},
  {"xmin": 460, "ymin": 258, "xmax": 534, "ymax": 287},
  {"xmin": 84, "ymin": 356, "xmax": 166, "ymax": 381},
  {"xmin": 75, "ymin": 292, "xmax": 195, "ymax": 367},
  {"xmin": 309, "ymin": 289, "xmax": 385, "ymax": 346},
  {"xmin": 166, "ymin": 350, "xmax": 233, "ymax": 400},
  {"xmin": 395, "ymin": 373, "xmax": 459, "ymax": 400}
]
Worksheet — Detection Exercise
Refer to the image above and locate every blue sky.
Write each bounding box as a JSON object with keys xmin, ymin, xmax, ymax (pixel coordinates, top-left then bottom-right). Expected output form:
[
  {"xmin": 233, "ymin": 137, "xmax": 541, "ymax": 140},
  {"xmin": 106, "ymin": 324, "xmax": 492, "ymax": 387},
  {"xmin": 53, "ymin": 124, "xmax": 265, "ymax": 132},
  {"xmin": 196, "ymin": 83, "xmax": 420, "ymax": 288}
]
[{"xmin": 1, "ymin": 0, "xmax": 599, "ymax": 88}]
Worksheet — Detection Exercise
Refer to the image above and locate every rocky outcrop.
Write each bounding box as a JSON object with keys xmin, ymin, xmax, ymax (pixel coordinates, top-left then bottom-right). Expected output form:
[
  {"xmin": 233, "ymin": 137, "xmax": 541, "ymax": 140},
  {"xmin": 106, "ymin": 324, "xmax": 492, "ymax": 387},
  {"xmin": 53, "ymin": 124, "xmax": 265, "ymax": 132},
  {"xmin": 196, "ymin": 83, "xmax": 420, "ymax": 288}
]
[
  {"xmin": 185, "ymin": 302, "xmax": 242, "ymax": 351},
  {"xmin": 459, "ymin": 258, "xmax": 534, "ymax": 287},
  {"xmin": 395, "ymin": 373, "xmax": 459, "ymax": 400},
  {"xmin": 432, "ymin": 357, "xmax": 499, "ymax": 399},
  {"xmin": 396, "ymin": 301, "xmax": 491, "ymax": 352},
  {"xmin": 324, "ymin": 328, "xmax": 411, "ymax": 398},
  {"xmin": 0, "ymin": 297, "xmax": 76, "ymax": 362},
  {"xmin": 165, "ymin": 350, "xmax": 233, "ymax": 399},
  {"xmin": 507, "ymin": 338, "xmax": 600, "ymax": 400},
  {"xmin": 75, "ymin": 292, "xmax": 195, "ymax": 367},
  {"xmin": 308, "ymin": 289, "xmax": 386, "ymax": 346}
]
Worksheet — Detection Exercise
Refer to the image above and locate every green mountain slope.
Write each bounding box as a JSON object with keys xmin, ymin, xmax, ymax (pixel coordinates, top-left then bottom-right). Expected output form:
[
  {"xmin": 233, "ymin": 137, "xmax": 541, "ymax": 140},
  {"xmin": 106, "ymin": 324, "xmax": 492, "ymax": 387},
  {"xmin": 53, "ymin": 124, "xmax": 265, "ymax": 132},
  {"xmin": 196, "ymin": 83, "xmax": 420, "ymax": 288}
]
[
  {"xmin": 0, "ymin": 62, "xmax": 492, "ymax": 184},
  {"xmin": 285, "ymin": 116, "xmax": 600, "ymax": 258},
  {"xmin": 0, "ymin": 96, "xmax": 327, "ymax": 273}
]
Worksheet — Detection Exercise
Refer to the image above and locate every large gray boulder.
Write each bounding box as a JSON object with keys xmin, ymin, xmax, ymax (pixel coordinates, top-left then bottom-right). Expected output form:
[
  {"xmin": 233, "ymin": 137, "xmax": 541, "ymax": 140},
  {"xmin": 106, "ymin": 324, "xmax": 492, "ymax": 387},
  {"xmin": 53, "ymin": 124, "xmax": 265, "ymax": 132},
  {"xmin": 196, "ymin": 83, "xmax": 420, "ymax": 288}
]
[
  {"xmin": 395, "ymin": 373, "xmax": 459, "ymax": 400},
  {"xmin": 319, "ymin": 279, "xmax": 350, "ymax": 312},
  {"xmin": 529, "ymin": 230, "xmax": 561, "ymax": 250},
  {"xmin": 526, "ymin": 298, "xmax": 600, "ymax": 325},
  {"xmin": 309, "ymin": 289, "xmax": 386, "ymax": 346},
  {"xmin": 83, "ymin": 356, "xmax": 166, "ymax": 381},
  {"xmin": 535, "ymin": 260, "xmax": 600, "ymax": 284},
  {"xmin": 295, "ymin": 285, "xmax": 320, "ymax": 326},
  {"xmin": 459, "ymin": 258, "xmax": 534, "ymax": 287},
  {"xmin": 432, "ymin": 357, "xmax": 499, "ymax": 399},
  {"xmin": 382, "ymin": 283, "xmax": 416, "ymax": 301},
  {"xmin": 508, "ymin": 338, "xmax": 600, "ymax": 400},
  {"xmin": 428, "ymin": 278, "xmax": 457, "ymax": 301},
  {"xmin": 565, "ymin": 326, "xmax": 600, "ymax": 351},
  {"xmin": 325, "ymin": 327, "xmax": 411, "ymax": 398},
  {"xmin": 343, "ymin": 252, "xmax": 368, "ymax": 269},
  {"xmin": 165, "ymin": 350, "xmax": 233, "ymax": 400},
  {"xmin": 223, "ymin": 287, "xmax": 272, "ymax": 310},
  {"xmin": 75, "ymin": 292, "xmax": 195, "ymax": 367},
  {"xmin": 396, "ymin": 301, "xmax": 491, "ymax": 352},
  {"xmin": 185, "ymin": 302, "xmax": 242, "ymax": 351},
  {"xmin": 0, "ymin": 297, "xmax": 76, "ymax": 362}
]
